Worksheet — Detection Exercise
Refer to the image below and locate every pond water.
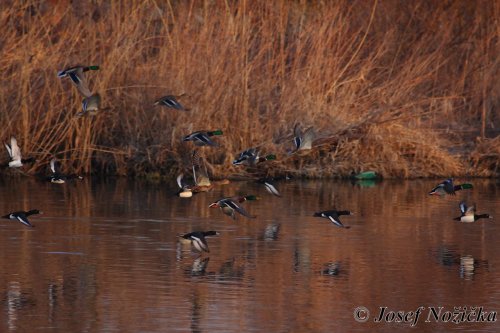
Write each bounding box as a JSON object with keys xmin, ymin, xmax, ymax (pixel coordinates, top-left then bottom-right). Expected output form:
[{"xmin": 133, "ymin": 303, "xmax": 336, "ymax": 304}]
[{"xmin": 0, "ymin": 177, "xmax": 498, "ymax": 332}]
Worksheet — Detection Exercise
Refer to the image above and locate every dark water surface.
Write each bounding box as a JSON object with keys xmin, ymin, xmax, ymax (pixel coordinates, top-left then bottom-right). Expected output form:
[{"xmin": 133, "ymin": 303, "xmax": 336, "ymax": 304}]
[{"xmin": 0, "ymin": 177, "xmax": 498, "ymax": 332}]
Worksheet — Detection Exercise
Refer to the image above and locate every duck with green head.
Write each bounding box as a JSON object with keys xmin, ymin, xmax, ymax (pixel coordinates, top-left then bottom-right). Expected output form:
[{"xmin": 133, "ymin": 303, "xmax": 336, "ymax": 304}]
[
  {"xmin": 183, "ymin": 130, "xmax": 223, "ymax": 147},
  {"xmin": 58, "ymin": 65, "xmax": 99, "ymax": 97},
  {"xmin": 232, "ymin": 147, "xmax": 276, "ymax": 166},
  {"xmin": 429, "ymin": 178, "xmax": 473, "ymax": 196}
]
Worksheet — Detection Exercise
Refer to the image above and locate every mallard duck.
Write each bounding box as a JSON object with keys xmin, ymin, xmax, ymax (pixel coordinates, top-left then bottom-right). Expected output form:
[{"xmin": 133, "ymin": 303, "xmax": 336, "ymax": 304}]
[
  {"xmin": 178, "ymin": 231, "xmax": 219, "ymax": 253},
  {"xmin": 454, "ymin": 202, "xmax": 492, "ymax": 223},
  {"xmin": 209, "ymin": 196, "xmax": 258, "ymax": 220},
  {"xmin": 289, "ymin": 124, "xmax": 315, "ymax": 154},
  {"xmin": 429, "ymin": 178, "xmax": 473, "ymax": 196},
  {"xmin": 2, "ymin": 210, "xmax": 41, "ymax": 227},
  {"xmin": 154, "ymin": 94, "xmax": 189, "ymax": 111},
  {"xmin": 48, "ymin": 158, "xmax": 83, "ymax": 184},
  {"xmin": 75, "ymin": 93, "xmax": 101, "ymax": 117},
  {"xmin": 58, "ymin": 65, "xmax": 99, "ymax": 97},
  {"xmin": 313, "ymin": 210, "xmax": 352, "ymax": 228},
  {"xmin": 176, "ymin": 151, "xmax": 217, "ymax": 197},
  {"xmin": 256, "ymin": 177, "xmax": 281, "ymax": 197},
  {"xmin": 183, "ymin": 130, "xmax": 223, "ymax": 147},
  {"xmin": 3, "ymin": 137, "xmax": 35, "ymax": 168},
  {"xmin": 232, "ymin": 147, "xmax": 276, "ymax": 166}
]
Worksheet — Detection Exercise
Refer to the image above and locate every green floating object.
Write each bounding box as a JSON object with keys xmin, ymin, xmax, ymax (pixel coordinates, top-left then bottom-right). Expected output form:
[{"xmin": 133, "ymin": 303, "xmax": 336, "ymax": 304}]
[
  {"xmin": 355, "ymin": 171, "xmax": 378, "ymax": 180},
  {"xmin": 460, "ymin": 183, "xmax": 473, "ymax": 190}
]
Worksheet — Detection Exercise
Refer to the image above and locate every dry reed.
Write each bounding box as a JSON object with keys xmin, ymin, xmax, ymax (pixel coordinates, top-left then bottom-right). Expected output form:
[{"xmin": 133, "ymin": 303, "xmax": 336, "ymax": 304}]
[{"xmin": 0, "ymin": 0, "xmax": 498, "ymax": 178}]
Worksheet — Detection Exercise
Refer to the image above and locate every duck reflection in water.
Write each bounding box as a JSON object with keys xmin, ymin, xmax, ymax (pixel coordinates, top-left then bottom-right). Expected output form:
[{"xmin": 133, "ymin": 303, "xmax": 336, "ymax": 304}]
[
  {"xmin": 217, "ymin": 258, "xmax": 245, "ymax": 281},
  {"xmin": 263, "ymin": 223, "xmax": 280, "ymax": 241},
  {"xmin": 190, "ymin": 257, "xmax": 210, "ymax": 276},
  {"xmin": 321, "ymin": 262, "xmax": 341, "ymax": 276},
  {"xmin": 434, "ymin": 246, "xmax": 489, "ymax": 280}
]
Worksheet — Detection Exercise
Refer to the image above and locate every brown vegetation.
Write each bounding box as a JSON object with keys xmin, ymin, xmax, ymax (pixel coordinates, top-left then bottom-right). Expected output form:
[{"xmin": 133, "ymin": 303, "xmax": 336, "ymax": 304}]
[{"xmin": 0, "ymin": 0, "xmax": 498, "ymax": 178}]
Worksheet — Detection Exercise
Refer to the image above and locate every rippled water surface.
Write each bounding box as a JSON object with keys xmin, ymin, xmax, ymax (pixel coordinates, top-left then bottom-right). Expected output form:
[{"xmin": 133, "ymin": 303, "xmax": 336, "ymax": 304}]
[{"xmin": 0, "ymin": 177, "xmax": 498, "ymax": 332}]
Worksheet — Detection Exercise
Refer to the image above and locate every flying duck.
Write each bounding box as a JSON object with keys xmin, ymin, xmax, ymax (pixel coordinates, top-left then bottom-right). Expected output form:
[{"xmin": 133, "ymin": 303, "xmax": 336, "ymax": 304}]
[
  {"xmin": 209, "ymin": 196, "xmax": 258, "ymax": 220},
  {"xmin": 428, "ymin": 178, "xmax": 473, "ymax": 196},
  {"xmin": 48, "ymin": 158, "xmax": 83, "ymax": 184},
  {"xmin": 154, "ymin": 94, "xmax": 189, "ymax": 111},
  {"xmin": 178, "ymin": 231, "xmax": 219, "ymax": 253},
  {"xmin": 232, "ymin": 147, "xmax": 276, "ymax": 166},
  {"xmin": 58, "ymin": 65, "xmax": 99, "ymax": 97},
  {"xmin": 2, "ymin": 210, "xmax": 41, "ymax": 228},
  {"xmin": 454, "ymin": 202, "xmax": 492, "ymax": 223},
  {"xmin": 3, "ymin": 137, "xmax": 35, "ymax": 168},
  {"xmin": 289, "ymin": 124, "xmax": 315, "ymax": 154},
  {"xmin": 313, "ymin": 210, "xmax": 352, "ymax": 228},
  {"xmin": 183, "ymin": 130, "xmax": 223, "ymax": 147}
]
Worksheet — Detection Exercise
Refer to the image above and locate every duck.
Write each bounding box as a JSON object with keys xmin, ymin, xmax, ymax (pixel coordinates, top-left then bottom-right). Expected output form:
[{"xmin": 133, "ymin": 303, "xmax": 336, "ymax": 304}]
[
  {"xmin": 48, "ymin": 158, "xmax": 83, "ymax": 184},
  {"xmin": 3, "ymin": 137, "xmax": 35, "ymax": 168},
  {"xmin": 428, "ymin": 178, "xmax": 473, "ymax": 196},
  {"xmin": 2, "ymin": 210, "xmax": 41, "ymax": 228},
  {"xmin": 58, "ymin": 65, "xmax": 99, "ymax": 97},
  {"xmin": 178, "ymin": 231, "xmax": 219, "ymax": 253},
  {"xmin": 256, "ymin": 177, "xmax": 281, "ymax": 197},
  {"xmin": 154, "ymin": 94, "xmax": 189, "ymax": 111},
  {"xmin": 77, "ymin": 93, "xmax": 101, "ymax": 117},
  {"xmin": 232, "ymin": 147, "xmax": 276, "ymax": 166},
  {"xmin": 176, "ymin": 151, "xmax": 222, "ymax": 197},
  {"xmin": 313, "ymin": 210, "xmax": 352, "ymax": 228},
  {"xmin": 289, "ymin": 124, "xmax": 315, "ymax": 154},
  {"xmin": 183, "ymin": 130, "xmax": 223, "ymax": 147},
  {"xmin": 454, "ymin": 202, "xmax": 492, "ymax": 223},
  {"xmin": 209, "ymin": 196, "xmax": 258, "ymax": 220}
]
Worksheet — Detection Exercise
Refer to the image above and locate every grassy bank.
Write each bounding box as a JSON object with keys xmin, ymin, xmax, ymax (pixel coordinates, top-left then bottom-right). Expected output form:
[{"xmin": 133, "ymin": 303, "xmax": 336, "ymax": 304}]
[{"xmin": 0, "ymin": 0, "xmax": 498, "ymax": 178}]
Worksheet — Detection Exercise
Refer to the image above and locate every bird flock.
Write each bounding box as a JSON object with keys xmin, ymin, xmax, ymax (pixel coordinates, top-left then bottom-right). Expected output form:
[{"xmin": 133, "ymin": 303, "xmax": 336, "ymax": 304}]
[{"xmin": 1, "ymin": 66, "xmax": 493, "ymax": 258}]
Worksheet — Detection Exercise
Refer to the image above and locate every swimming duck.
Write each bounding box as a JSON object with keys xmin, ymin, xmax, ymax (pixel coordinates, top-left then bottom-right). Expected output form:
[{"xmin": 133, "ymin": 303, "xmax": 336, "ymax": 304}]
[
  {"xmin": 154, "ymin": 94, "xmax": 189, "ymax": 111},
  {"xmin": 289, "ymin": 124, "xmax": 315, "ymax": 154},
  {"xmin": 256, "ymin": 177, "xmax": 281, "ymax": 197},
  {"xmin": 313, "ymin": 210, "xmax": 352, "ymax": 228},
  {"xmin": 2, "ymin": 210, "xmax": 41, "ymax": 228},
  {"xmin": 58, "ymin": 65, "xmax": 99, "ymax": 97},
  {"xmin": 48, "ymin": 158, "xmax": 83, "ymax": 184},
  {"xmin": 77, "ymin": 93, "xmax": 101, "ymax": 117},
  {"xmin": 183, "ymin": 130, "xmax": 223, "ymax": 147},
  {"xmin": 178, "ymin": 231, "xmax": 219, "ymax": 253},
  {"xmin": 232, "ymin": 147, "xmax": 276, "ymax": 166},
  {"xmin": 209, "ymin": 196, "xmax": 258, "ymax": 220},
  {"xmin": 3, "ymin": 137, "xmax": 35, "ymax": 168},
  {"xmin": 428, "ymin": 178, "xmax": 473, "ymax": 196},
  {"xmin": 454, "ymin": 202, "xmax": 492, "ymax": 223}
]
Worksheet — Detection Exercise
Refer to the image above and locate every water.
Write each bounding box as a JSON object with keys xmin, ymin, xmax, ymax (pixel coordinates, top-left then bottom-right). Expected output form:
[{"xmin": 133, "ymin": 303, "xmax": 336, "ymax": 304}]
[{"xmin": 0, "ymin": 177, "xmax": 498, "ymax": 332}]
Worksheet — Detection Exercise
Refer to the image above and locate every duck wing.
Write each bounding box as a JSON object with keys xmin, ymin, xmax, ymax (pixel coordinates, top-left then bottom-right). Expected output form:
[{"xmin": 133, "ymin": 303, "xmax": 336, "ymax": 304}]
[
  {"xmin": 459, "ymin": 201, "xmax": 467, "ymax": 215},
  {"xmin": 464, "ymin": 204, "xmax": 476, "ymax": 216},
  {"xmin": 223, "ymin": 199, "xmax": 256, "ymax": 219},
  {"xmin": 15, "ymin": 213, "xmax": 33, "ymax": 227},
  {"xmin": 9, "ymin": 137, "xmax": 21, "ymax": 161}
]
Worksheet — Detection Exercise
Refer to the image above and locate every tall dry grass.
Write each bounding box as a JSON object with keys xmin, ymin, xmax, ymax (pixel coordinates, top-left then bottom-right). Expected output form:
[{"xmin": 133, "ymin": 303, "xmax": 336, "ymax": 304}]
[{"xmin": 0, "ymin": 0, "xmax": 498, "ymax": 178}]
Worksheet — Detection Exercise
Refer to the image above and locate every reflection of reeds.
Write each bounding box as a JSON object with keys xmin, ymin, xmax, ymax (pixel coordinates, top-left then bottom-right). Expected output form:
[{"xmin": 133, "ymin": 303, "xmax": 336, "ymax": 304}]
[{"xmin": 0, "ymin": 1, "xmax": 497, "ymax": 177}]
